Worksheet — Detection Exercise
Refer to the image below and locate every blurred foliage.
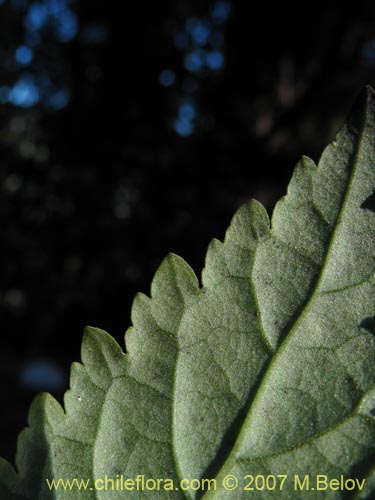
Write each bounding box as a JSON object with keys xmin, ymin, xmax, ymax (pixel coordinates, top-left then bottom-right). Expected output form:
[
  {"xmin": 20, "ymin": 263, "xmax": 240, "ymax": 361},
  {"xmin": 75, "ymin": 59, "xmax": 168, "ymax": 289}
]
[{"xmin": 2, "ymin": 0, "xmax": 375, "ymax": 460}]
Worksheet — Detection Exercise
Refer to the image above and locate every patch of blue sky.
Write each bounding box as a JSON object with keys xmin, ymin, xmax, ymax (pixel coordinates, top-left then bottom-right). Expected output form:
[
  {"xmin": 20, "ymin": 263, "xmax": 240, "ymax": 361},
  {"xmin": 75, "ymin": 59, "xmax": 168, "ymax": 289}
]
[
  {"xmin": 206, "ymin": 50, "xmax": 224, "ymax": 70},
  {"xmin": 24, "ymin": 2, "xmax": 49, "ymax": 31},
  {"xmin": 45, "ymin": 0, "xmax": 69, "ymax": 15},
  {"xmin": 211, "ymin": 1, "xmax": 232, "ymax": 24},
  {"xmin": 185, "ymin": 17, "xmax": 211, "ymax": 46},
  {"xmin": 184, "ymin": 50, "xmax": 206, "ymax": 73},
  {"xmin": 174, "ymin": 98, "xmax": 196, "ymax": 137},
  {"xmin": 179, "ymin": 100, "xmax": 196, "ymax": 120},
  {"xmin": 20, "ymin": 359, "xmax": 66, "ymax": 391},
  {"xmin": 53, "ymin": 8, "xmax": 78, "ymax": 42},
  {"xmin": 9, "ymin": 76, "xmax": 40, "ymax": 107},
  {"xmin": 159, "ymin": 69, "xmax": 176, "ymax": 87},
  {"xmin": 45, "ymin": 87, "xmax": 70, "ymax": 109},
  {"xmin": 174, "ymin": 117, "xmax": 193, "ymax": 137},
  {"xmin": 15, "ymin": 45, "xmax": 33, "ymax": 65}
]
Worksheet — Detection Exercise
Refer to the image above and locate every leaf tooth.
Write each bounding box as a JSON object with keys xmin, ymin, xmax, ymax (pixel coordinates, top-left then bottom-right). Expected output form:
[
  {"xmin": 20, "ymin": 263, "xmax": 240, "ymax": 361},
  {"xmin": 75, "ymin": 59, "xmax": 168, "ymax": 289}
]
[
  {"xmin": 202, "ymin": 238, "xmax": 228, "ymax": 286},
  {"xmin": 150, "ymin": 253, "xmax": 199, "ymax": 334},
  {"xmin": 0, "ymin": 458, "xmax": 17, "ymax": 495},
  {"xmin": 151, "ymin": 253, "xmax": 199, "ymax": 299},
  {"xmin": 225, "ymin": 200, "xmax": 270, "ymax": 247},
  {"xmin": 203, "ymin": 200, "xmax": 270, "ymax": 287},
  {"xmin": 81, "ymin": 327, "xmax": 125, "ymax": 388}
]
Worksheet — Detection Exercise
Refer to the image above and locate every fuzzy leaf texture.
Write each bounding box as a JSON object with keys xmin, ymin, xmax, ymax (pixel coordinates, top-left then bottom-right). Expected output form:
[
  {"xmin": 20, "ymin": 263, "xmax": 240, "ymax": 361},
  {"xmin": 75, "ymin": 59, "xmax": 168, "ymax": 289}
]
[{"xmin": 2, "ymin": 88, "xmax": 375, "ymax": 500}]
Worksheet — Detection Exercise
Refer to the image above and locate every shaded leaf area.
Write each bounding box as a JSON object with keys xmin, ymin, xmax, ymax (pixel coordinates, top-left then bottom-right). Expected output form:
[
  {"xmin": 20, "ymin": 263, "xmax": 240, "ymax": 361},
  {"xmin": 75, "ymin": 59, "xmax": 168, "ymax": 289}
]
[{"xmin": 1, "ymin": 88, "xmax": 375, "ymax": 499}]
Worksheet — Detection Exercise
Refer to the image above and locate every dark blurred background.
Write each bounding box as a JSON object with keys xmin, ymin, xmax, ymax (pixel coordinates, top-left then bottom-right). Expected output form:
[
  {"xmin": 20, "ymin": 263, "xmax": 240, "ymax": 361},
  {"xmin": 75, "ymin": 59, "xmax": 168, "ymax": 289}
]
[{"xmin": 1, "ymin": 0, "xmax": 375, "ymax": 462}]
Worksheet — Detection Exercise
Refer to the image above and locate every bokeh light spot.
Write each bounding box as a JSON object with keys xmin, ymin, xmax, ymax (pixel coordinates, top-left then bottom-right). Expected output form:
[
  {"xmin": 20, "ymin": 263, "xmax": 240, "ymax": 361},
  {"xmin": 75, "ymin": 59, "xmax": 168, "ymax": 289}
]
[
  {"xmin": 24, "ymin": 2, "xmax": 48, "ymax": 31},
  {"xmin": 9, "ymin": 77, "xmax": 40, "ymax": 107},
  {"xmin": 15, "ymin": 45, "xmax": 33, "ymax": 65},
  {"xmin": 20, "ymin": 359, "xmax": 66, "ymax": 391},
  {"xmin": 206, "ymin": 50, "xmax": 224, "ymax": 70},
  {"xmin": 179, "ymin": 101, "xmax": 196, "ymax": 120},
  {"xmin": 46, "ymin": 88, "xmax": 70, "ymax": 109},
  {"xmin": 174, "ymin": 118, "xmax": 193, "ymax": 137},
  {"xmin": 184, "ymin": 50, "xmax": 206, "ymax": 73},
  {"xmin": 159, "ymin": 69, "xmax": 176, "ymax": 87},
  {"xmin": 211, "ymin": 1, "xmax": 232, "ymax": 24},
  {"xmin": 186, "ymin": 18, "xmax": 211, "ymax": 46},
  {"xmin": 53, "ymin": 9, "xmax": 78, "ymax": 42}
]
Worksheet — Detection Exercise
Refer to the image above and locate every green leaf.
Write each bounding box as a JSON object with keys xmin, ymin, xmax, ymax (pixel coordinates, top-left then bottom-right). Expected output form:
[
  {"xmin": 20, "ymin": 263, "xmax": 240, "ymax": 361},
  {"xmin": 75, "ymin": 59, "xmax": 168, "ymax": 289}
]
[{"xmin": 2, "ymin": 87, "xmax": 375, "ymax": 499}]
